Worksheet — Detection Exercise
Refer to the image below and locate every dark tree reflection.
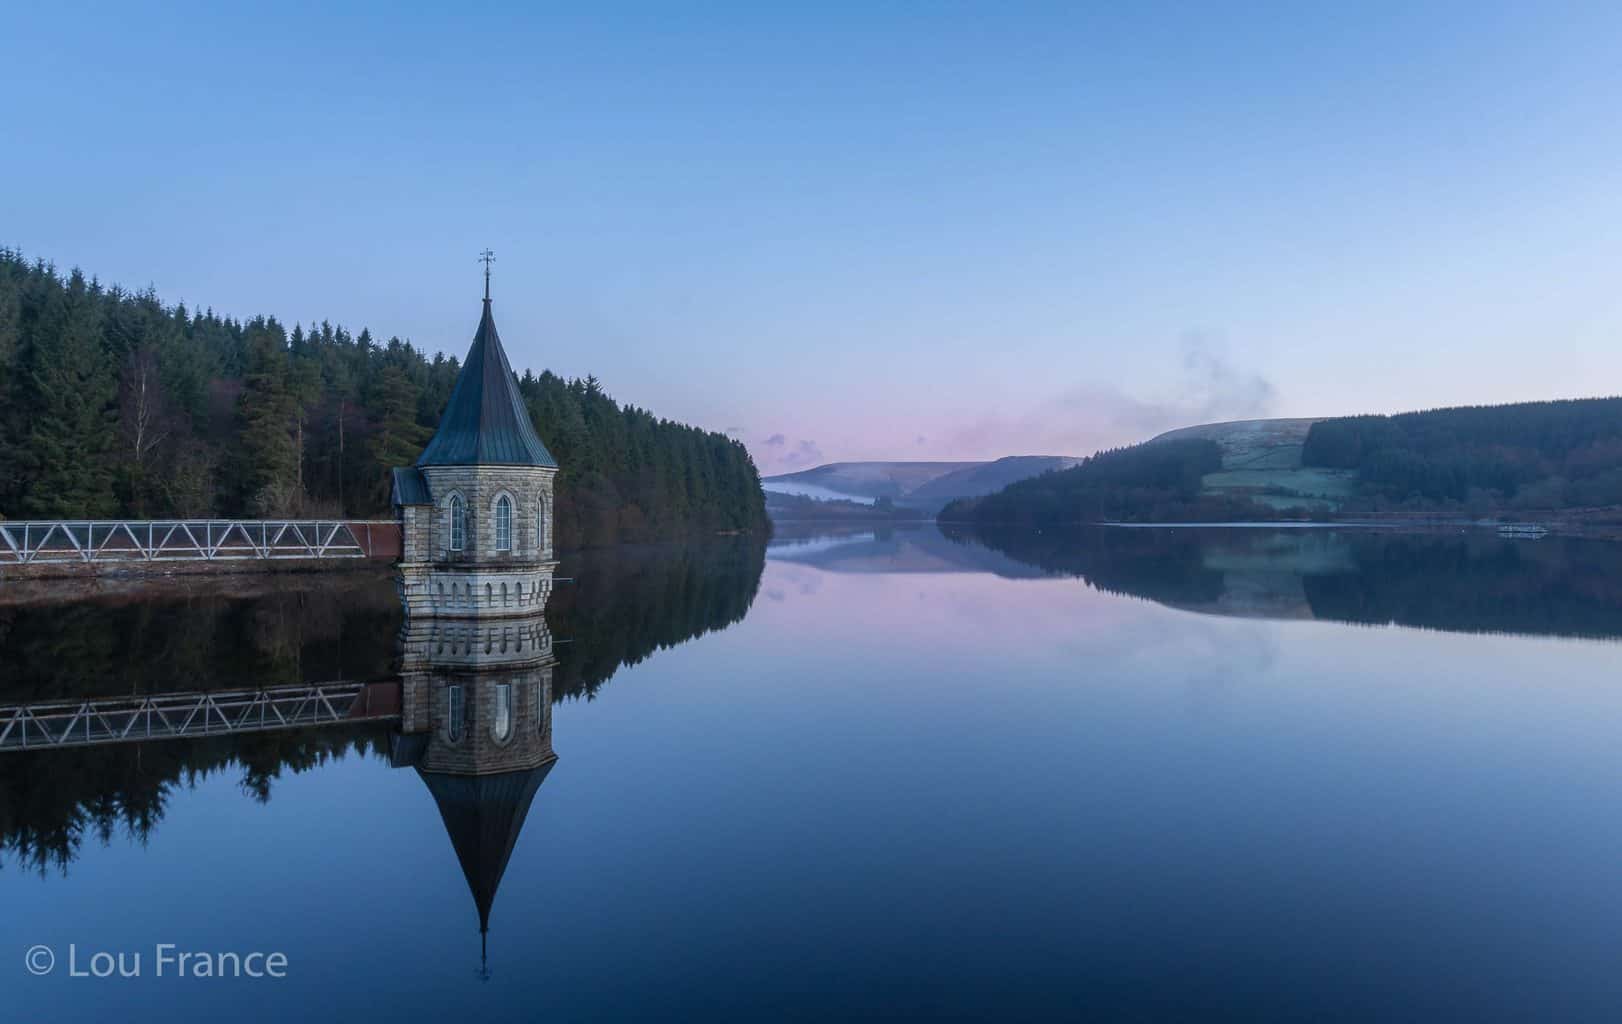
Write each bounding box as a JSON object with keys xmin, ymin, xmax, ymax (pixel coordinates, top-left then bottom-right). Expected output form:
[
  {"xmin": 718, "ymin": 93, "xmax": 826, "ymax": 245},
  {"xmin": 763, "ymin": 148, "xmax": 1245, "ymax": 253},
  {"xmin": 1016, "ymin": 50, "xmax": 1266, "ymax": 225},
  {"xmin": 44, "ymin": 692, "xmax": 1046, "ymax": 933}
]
[
  {"xmin": 950, "ymin": 524, "xmax": 1622, "ymax": 640},
  {"xmin": 0, "ymin": 536, "xmax": 766, "ymax": 875},
  {"xmin": 549, "ymin": 537, "xmax": 766, "ymax": 701}
]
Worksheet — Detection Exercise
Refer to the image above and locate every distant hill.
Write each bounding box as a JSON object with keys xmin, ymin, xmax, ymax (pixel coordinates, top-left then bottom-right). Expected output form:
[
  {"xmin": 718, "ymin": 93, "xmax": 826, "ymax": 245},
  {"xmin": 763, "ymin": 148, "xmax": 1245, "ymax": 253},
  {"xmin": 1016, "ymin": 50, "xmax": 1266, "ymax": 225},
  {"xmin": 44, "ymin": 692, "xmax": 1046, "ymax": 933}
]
[
  {"xmin": 906, "ymin": 456, "xmax": 1083, "ymax": 505},
  {"xmin": 939, "ymin": 439, "xmax": 1258, "ymax": 527},
  {"xmin": 763, "ymin": 456, "xmax": 1080, "ymax": 510},
  {"xmin": 944, "ymin": 398, "xmax": 1622, "ymax": 526},
  {"xmin": 763, "ymin": 462, "xmax": 983, "ymax": 502}
]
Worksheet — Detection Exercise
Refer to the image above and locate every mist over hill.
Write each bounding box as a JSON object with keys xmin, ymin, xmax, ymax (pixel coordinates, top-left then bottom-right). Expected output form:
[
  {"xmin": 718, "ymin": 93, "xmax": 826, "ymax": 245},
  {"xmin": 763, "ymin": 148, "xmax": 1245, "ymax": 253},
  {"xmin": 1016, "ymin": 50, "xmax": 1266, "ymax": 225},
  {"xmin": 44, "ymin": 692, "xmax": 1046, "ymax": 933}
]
[
  {"xmin": 763, "ymin": 456, "xmax": 1080, "ymax": 512},
  {"xmin": 763, "ymin": 462, "xmax": 982, "ymax": 502}
]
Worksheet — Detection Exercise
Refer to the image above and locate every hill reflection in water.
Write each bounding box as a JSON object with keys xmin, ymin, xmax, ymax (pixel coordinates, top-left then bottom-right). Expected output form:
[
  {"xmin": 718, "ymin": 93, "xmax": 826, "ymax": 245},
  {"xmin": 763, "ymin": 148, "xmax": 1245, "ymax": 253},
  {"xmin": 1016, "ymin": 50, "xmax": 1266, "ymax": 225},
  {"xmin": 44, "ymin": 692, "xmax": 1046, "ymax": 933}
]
[{"xmin": 945, "ymin": 524, "xmax": 1622, "ymax": 640}]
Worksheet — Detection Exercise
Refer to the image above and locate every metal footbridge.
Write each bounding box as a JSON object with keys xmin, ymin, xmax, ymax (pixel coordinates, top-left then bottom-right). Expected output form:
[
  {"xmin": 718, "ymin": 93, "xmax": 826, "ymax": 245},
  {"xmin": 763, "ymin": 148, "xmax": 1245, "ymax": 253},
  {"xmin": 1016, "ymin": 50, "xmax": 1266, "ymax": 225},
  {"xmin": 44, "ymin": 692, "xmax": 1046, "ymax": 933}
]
[
  {"xmin": 0, "ymin": 681, "xmax": 402, "ymax": 752},
  {"xmin": 0, "ymin": 520, "xmax": 396, "ymax": 566}
]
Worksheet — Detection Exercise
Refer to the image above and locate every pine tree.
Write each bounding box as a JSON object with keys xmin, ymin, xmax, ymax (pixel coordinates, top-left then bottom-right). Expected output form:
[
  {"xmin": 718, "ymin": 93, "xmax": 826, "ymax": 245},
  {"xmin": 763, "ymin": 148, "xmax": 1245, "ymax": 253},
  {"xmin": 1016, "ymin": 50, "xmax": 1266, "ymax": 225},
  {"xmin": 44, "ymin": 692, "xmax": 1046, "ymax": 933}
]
[
  {"xmin": 17, "ymin": 271, "xmax": 119, "ymax": 517},
  {"xmin": 235, "ymin": 319, "xmax": 301, "ymax": 515},
  {"xmin": 0, "ymin": 261, "xmax": 20, "ymax": 511},
  {"xmin": 366, "ymin": 366, "xmax": 430, "ymax": 507}
]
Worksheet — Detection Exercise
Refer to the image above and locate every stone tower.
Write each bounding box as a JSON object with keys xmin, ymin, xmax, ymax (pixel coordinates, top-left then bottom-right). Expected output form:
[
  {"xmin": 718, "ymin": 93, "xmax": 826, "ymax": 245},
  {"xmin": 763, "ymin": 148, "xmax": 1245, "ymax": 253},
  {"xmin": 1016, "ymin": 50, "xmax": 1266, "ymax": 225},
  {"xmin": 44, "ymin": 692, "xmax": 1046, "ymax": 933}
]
[{"xmin": 392, "ymin": 276, "xmax": 558, "ymax": 619}]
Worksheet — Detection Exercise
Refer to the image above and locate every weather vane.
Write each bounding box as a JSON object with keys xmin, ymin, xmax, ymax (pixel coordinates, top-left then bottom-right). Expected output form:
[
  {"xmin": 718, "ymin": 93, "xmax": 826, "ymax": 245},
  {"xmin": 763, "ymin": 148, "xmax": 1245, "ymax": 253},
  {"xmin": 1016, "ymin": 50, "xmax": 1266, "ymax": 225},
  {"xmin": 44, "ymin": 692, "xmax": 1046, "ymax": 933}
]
[{"xmin": 478, "ymin": 248, "xmax": 496, "ymax": 301}]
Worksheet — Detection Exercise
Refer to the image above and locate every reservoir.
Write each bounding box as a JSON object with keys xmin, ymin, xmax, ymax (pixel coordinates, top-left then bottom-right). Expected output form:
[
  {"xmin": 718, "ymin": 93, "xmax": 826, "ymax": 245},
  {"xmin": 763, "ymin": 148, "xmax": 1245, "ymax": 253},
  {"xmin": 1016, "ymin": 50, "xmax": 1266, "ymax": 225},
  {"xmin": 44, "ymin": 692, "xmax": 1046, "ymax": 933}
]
[{"xmin": 5, "ymin": 526, "xmax": 1622, "ymax": 1021}]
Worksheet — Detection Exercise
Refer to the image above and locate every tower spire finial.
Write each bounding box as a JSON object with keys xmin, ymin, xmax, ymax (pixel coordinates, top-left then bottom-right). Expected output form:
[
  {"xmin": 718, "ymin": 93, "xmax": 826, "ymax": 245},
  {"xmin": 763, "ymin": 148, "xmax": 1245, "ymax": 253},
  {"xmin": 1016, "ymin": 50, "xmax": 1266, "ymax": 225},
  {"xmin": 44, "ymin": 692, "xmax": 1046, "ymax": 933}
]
[{"xmin": 478, "ymin": 248, "xmax": 495, "ymax": 302}]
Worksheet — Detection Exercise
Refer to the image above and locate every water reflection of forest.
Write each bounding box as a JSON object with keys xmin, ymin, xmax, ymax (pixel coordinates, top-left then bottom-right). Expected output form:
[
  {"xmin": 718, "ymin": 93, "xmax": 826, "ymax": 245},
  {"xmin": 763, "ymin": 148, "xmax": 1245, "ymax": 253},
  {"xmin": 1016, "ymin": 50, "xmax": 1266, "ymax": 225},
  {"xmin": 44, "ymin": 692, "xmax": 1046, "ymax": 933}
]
[
  {"xmin": 950, "ymin": 525, "xmax": 1622, "ymax": 641},
  {"xmin": 0, "ymin": 537, "xmax": 765, "ymax": 875}
]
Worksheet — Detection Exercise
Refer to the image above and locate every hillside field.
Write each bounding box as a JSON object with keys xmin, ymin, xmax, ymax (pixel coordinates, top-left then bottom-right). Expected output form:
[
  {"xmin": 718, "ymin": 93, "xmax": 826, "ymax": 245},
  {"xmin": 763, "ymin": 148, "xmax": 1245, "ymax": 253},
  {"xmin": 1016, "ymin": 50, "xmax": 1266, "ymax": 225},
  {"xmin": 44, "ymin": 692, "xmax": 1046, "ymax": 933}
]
[{"xmin": 1148, "ymin": 418, "xmax": 1347, "ymax": 511}]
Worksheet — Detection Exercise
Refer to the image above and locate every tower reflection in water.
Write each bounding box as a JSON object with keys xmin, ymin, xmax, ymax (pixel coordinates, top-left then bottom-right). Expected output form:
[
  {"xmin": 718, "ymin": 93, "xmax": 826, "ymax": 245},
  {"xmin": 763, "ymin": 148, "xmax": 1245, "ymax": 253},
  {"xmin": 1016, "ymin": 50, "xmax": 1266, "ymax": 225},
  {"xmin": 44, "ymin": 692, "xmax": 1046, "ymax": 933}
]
[
  {"xmin": 390, "ymin": 592, "xmax": 557, "ymax": 980},
  {"xmin": 0, "ymin": 536, "xmax": 765, "ymax": 991}
]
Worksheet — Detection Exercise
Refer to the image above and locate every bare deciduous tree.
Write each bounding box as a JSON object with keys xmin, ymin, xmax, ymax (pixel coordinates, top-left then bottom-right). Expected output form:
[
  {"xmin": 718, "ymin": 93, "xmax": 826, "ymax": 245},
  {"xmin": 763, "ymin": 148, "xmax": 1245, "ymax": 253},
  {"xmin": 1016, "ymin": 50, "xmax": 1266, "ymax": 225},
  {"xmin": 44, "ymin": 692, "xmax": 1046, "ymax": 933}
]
[{"xmin": 118, "ymin": 345, "xmax": 174, "ymax": 515}]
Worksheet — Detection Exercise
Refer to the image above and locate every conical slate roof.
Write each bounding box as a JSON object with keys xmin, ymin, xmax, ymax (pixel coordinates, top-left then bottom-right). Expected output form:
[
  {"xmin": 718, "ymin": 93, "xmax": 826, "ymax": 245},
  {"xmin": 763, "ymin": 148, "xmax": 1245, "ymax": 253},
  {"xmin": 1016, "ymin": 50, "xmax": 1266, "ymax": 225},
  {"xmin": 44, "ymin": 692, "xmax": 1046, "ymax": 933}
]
[
  {"xmin": 416, "ymin": 300, "xmax": 557, "ymax": 467},
  {"xmin": 419, "ymin": 759, "xmax": 556, "ymax": 934}
]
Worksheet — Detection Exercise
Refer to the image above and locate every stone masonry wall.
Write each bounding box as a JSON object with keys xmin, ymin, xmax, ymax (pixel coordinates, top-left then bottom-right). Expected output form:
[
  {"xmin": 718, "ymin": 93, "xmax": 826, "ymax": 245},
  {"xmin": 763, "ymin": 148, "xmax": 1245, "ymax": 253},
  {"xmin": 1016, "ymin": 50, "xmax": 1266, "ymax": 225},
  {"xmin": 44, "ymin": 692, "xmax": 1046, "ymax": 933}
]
[
  {"xmin": 401, "ymin": 505, "xmax": 432, "ymax": 564},
  {"xmin": 417, "ymin": 465, "xmax": 557, "ymax": 565},
  {"xmin": 410, "ymin": 665, "xmax": 556, "ymax": 775}
]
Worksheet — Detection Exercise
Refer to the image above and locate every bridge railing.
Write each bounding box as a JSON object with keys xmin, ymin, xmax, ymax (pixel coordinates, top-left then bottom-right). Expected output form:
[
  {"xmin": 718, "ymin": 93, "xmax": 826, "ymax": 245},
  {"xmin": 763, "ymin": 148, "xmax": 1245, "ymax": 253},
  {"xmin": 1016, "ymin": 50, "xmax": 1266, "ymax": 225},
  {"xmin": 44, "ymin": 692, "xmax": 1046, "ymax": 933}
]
[
  {"xmin": 0, "ymin": 520, "xmax": 393, "ymax": 565},
  {"xmin": 0, "ymin": 681, "xmax": 402, "ymax": 751}
]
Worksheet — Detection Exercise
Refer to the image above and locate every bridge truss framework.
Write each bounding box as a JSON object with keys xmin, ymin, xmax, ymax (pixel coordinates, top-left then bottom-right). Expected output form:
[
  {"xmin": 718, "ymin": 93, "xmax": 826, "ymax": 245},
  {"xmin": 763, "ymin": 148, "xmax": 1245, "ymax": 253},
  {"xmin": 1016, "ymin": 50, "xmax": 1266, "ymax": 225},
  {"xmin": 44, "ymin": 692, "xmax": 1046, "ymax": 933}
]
[
  {"xmin": 0, "ymin": 520, "xmax": 386, "ymax": 566},
  {"xmin": 0, "ymin": 682, "xmax": 402, "ymax": 752}
]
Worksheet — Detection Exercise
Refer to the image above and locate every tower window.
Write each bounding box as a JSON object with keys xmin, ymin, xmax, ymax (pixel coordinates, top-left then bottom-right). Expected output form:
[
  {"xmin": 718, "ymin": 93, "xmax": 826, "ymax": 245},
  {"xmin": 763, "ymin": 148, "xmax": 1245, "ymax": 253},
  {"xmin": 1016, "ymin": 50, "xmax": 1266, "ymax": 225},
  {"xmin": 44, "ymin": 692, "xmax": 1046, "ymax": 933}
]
[
  {"xmin": 449, "ymin": 495, "xmax": 466, "ymax": 552},
  {"xmin": 447, "ymin": 685, "xmax": 465, "ymax": 743},
  {"xmin": 492, "ymin": 683, "xmax": 514, "ymax": 743},
  {"xmin": 537, "ymin": 502, "xmax": 547, "ymax": 552},
  {"xmin": 495, "ymin": 496, "xmax": 513, "ymax": 551}
]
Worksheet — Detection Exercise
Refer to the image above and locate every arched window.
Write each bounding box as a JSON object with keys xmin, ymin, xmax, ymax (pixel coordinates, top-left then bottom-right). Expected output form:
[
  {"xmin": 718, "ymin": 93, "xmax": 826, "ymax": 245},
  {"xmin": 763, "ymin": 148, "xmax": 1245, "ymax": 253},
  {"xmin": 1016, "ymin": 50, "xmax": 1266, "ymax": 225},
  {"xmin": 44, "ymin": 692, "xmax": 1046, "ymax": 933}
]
[
  {"xmin": 537, "ymin": 502, "xmax": 547, "ymax": 553},
  {"xmin": 448, "ymin": 495, "xmax": 466, "ymax": 552},
  {"xmin": 492, "ymin": 683, "xmax": 514, "ymax": 743},
  {"xmin": 446, "ymin": 685, "xmax": 465, "ymax": 743},
  {"xmin": 495, "ymin": 496, "xmax": 513, "ymax": 551}
]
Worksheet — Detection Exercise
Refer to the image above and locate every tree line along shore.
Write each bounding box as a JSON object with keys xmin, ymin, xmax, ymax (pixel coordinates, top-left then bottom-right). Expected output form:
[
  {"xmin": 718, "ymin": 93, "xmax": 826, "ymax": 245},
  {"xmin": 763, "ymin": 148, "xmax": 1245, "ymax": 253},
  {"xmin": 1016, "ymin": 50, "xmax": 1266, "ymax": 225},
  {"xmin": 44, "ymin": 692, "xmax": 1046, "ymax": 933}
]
[{"xmin": 0, "ymin": 251, "xmax": 766, "ymax": 549}]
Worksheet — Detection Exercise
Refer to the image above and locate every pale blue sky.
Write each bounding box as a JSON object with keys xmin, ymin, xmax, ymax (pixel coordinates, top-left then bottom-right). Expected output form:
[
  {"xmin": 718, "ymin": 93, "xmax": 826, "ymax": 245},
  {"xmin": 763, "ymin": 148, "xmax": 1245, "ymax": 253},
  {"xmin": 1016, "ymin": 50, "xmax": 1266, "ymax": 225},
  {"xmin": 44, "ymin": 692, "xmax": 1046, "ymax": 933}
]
[{"xmin": 5, "ymin": 3, "xmax": 1621, "ymax": 472}]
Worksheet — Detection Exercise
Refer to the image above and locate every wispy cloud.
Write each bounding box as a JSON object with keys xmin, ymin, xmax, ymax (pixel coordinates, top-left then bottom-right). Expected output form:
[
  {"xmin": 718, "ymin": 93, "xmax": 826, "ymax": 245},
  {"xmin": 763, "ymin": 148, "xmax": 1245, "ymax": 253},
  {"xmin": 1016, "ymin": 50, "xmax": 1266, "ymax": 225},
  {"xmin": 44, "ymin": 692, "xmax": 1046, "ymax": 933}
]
[
  {"xmin": 754, "ymin": 434, "xmax": 825, "ymax": 473},
  {"xmin": 1175, "ymin": 332, "xmax": 1276, "ymax": 424},
  {"xmin": 941, "ymin": 333, "xmax": 1277, "ymax": 457}
]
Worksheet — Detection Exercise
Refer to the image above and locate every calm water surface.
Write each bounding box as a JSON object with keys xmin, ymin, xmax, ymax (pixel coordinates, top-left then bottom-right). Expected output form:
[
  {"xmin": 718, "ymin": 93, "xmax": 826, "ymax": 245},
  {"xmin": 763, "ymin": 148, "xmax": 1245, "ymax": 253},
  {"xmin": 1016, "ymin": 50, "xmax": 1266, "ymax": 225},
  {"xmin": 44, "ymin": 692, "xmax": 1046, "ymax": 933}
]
[{"xmin": 4, "ymin": 526, "xmax": 1622, "ymax": 1021}]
